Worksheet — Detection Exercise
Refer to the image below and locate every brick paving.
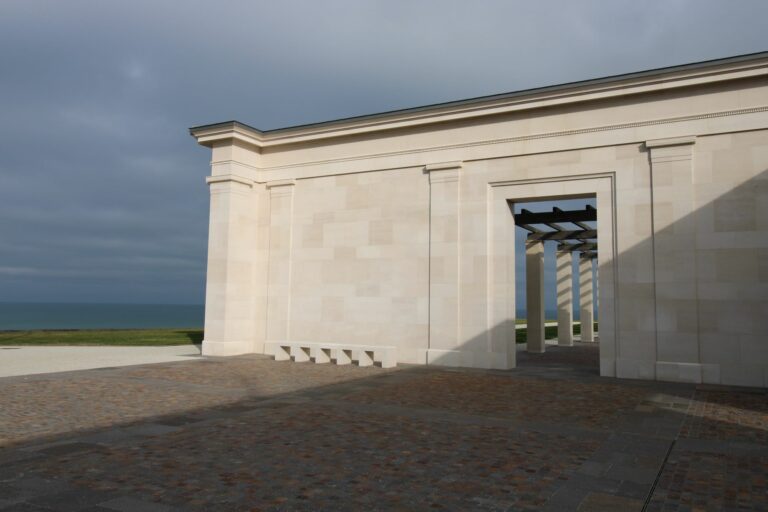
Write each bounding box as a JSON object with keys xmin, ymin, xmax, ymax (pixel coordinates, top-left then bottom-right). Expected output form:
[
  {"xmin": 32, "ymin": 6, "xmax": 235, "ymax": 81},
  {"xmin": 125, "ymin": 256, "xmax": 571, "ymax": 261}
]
[{"xmin": 0, "ymin": 345, "xmax": 766, "ymax": 511}]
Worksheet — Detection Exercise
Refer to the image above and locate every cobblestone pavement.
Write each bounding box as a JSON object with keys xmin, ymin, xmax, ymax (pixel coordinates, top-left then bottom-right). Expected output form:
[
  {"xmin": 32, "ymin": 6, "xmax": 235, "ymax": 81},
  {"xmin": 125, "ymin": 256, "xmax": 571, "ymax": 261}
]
[{"xmin": 1, "ymin": 345, "xmax": 766, "ymax": 511}]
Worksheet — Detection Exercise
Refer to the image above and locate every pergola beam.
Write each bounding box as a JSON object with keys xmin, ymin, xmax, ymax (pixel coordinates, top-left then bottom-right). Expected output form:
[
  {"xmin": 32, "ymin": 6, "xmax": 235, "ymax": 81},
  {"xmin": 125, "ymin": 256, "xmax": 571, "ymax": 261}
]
[
  {"xmin": 515, "ymin": 205, "xmax": 596, "ymax": 225},
  {"xmin": 557, "ymin": 242, "xmax": 598, "ymax": 252},
  {"xmin": 527, "ymin": 229, "xmax": 597, "ymax": 241}
]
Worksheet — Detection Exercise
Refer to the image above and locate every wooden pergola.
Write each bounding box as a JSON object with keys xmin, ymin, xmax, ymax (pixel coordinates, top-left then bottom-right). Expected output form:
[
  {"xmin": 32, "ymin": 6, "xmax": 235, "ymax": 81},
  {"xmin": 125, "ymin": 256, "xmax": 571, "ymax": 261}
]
[
  {"xmin": 514, "ymin": 205, "xmax": 598, "ymax": 258},
  {"xmin": 513, "ymin": 204, "xmax": 599, "ymax": 351}
]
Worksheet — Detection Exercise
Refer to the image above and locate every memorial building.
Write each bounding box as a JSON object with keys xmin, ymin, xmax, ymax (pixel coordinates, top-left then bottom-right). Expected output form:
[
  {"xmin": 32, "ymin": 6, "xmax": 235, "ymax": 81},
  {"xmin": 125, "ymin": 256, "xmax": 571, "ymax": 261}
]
[{"xmin": 190, "ymin": 52, "xmax": 768, "ymax": 387}]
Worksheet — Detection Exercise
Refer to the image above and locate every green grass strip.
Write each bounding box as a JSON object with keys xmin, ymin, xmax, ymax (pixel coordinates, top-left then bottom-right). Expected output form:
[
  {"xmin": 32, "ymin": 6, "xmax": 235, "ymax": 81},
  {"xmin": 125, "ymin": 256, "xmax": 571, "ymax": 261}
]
[{"xmin": 0, "ymin": 329, "xmax": 203, "ymax": 346}]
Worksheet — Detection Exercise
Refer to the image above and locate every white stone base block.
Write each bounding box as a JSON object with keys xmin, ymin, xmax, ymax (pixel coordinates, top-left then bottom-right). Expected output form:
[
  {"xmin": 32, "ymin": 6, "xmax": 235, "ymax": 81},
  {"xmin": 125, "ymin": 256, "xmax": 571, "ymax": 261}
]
[
  {"xmin": 313, "ymin": 347, "xmax": 331, "ymax": 364},
  {"xmin": 599, "ymin": 357, "xmax": 616, "ymax": 378},
  {"xmin": 290, "ymin": 345, "xmax": 310, "ymax": 363},
  {"xmin": 273, "ymin": 345, "xmax": 290, "ymax": 361},
  {"xmin": 615, "ymin": 358, "xmax": 656, "ymax": 381},
  {"xmin": 377, "ymin": 350, "xmax": 397, "ymax": 369},
  {"xmin": 720, "ymin": 364, "xmax": 765, "ymax": 387},
  {"xmin": 334, "ymin": 348, "xmax": 352, "ymax": 365},
  {"xmin": 201, "ymin": 340, "xmax": 254, "ymax": 357},
  {"xmin": 356, "ymin": 350, "xmax": 374, "ymax": 367},
  {"xmin": 701, "ymin": 364, "xmax": 721, "ymax": 385}
]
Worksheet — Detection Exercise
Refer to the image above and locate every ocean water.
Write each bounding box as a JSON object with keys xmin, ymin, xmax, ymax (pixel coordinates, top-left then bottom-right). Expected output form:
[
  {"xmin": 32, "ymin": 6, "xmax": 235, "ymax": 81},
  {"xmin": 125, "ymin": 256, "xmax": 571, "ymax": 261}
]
[
  {"xmin": 0, "ymin": 302, "xmax": 588, "ymax": 331},
  {"xmin": 0, "ymin": 303, "xmax": 204, "ymax": 331}
]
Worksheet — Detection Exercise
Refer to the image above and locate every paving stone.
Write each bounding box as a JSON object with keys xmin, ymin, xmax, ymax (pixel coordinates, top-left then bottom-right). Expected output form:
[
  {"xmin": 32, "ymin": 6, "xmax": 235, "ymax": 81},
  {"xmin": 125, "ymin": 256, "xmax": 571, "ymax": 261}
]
[
  {"xmin": 617, "ymin": 480, "xmax": 652, "ymax": 500},
  {"xmin": 605, "ymin": 464, "xmax": 658, "ymax": 485},
  {"xmin": 33, "ymin": 443, "xmax": 104, "ymax": 458},
  {"xmin": 98, "ymin": 496, "xmax": 176, "ymax": 512},
  {"xmin": 0, "ymin": 344, "xmax": 765, "ymax": 510},
  {"xmin": 28, "ymin": 490, "xmax": 119, "ymax": 512},
  {"xmin": 648, "ymin": 448, "xmax": 768, "ymax": 511},
  {"xmin": 118, "ymin": 424, "xmax": 179, "ymax": 438},
  {"xmin": 0, "ymin": 450, "xmax": 42, "ymax": 467},
  {"xmin": 0, "ymin": 504, "xmax": 55, "ymax": 511},
  {"xmin": 577, "ymin": 492, "xmax": 644, "ymax": 511},
  {"xmin": 576, "ymin": 461, "xmax": 609, "ymax": 477},
  {"xmin": 0, "ymin": 477, "xmax": 69, "ymax": 499}
]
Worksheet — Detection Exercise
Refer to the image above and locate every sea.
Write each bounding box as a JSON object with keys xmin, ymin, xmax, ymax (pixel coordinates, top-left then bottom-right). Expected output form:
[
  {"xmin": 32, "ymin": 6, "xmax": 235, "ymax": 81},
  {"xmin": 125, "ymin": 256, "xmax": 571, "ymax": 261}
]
[
  {"xmin": 0, "ymin": 303, "xmax": 577, "ymax": 331},
  {"xmin": 0, "ymin": 303, "xmax": 204, "ymax": 331}
]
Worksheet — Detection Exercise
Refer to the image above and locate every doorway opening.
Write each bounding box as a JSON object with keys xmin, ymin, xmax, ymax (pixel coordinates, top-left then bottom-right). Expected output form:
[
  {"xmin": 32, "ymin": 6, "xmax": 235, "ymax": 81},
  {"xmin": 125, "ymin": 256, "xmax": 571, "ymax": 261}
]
[{"xmin": 511, "ymin": 197, "xmax": 599, "ymax": 372}]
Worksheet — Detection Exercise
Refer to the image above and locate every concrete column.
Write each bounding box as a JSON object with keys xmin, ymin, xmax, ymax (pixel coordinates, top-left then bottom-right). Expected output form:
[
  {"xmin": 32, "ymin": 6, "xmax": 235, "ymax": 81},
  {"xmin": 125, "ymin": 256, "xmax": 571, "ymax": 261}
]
[
  {"xmin": 556, "ymin": 248, "xmax": 574, "ymax": 346},
  {"xmin": 579, "ymin": 256, "xmax": 594, "ymax": 342},
  {"xmin": 426, "ymin": 162, "xmax": 462, "ymax": 366},
  {"xmin": 202, "ymin": 175, "xmax": 259, "ymax": 356},
  {"xmin": 265, "ymin": 180, "xmax": 296, "ymax": 342},
  {"xmin": 526, "ymin": 241, "xmax": 545, "ymax": 353}
]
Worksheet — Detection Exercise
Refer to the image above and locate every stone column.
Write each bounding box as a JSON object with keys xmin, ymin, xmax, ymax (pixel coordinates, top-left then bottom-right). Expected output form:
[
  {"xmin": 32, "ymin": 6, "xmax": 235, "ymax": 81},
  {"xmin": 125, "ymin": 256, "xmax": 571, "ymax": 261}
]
[
  {"xmin": 426, "ymin": 162, "xmax": 462, "ymax": 366},
  {"xmin": 265, "ymin": 180, "xmax": 296, "ymax": 342},
  {"xmin": 202, "ymin": 174, "xmax": 259, "ymax": 356},
  {"xmin": 556, "ymin": 247, "xmax": 574, "ymax": 346},
  {"xmin": 579, "ymin": 256, "xmax": 594, "ymax": 342},
  {"xmin": 526, "ymin": 240, "xmax": 545, "ymax": 353}
]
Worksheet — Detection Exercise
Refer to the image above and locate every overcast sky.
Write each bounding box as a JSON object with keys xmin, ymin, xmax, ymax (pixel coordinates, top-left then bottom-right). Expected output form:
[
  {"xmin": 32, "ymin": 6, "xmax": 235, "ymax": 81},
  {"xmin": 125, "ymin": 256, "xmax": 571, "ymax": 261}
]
[{"xmin": 1, "ymin": 0, "xmax": 767, "ymax": 305}]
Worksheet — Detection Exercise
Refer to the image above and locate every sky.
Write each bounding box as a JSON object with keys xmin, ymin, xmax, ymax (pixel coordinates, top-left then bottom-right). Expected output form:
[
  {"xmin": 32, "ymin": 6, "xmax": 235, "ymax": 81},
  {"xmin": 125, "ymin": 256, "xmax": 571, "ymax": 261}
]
[{"xmin": 1, "ymin": 0, "xmax": 767, "ymax": 305}]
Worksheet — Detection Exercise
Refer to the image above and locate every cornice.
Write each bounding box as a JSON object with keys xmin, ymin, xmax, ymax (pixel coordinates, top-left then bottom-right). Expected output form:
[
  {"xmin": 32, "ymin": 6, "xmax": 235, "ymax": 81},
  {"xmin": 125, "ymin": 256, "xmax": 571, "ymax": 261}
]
[
  {"xmin": 205, "ymin": 174, "xmax": 254, "ymax": 187},
  {"xmin": 265, "ymin": 179, "xmax": 296, "ymax": 189},
  {"xmin": 426, "ymin": 161, "xmax": 462, "ymax": 184},
  {"xmin": 425, "ymin": 161, "xmax": 463, "ymax": 172},
  {"xmin": 257, "ymin": 105, "xmax": 768, "ymax": 172},
  {"xmin": 190, "ymin": 53, "xmax": 768, "ymax": 150},
  {"xmin": 645, "ymin": 135, "xmax": 696, "ymax": 148},
  {"xmin": 646, "ymin": 136, "xmax": 696, "ymax": 163}
]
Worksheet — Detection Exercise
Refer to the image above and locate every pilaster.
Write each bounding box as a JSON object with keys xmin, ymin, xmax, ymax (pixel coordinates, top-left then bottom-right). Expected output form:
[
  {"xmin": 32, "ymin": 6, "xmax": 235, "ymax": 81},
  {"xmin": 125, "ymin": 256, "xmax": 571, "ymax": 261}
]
[
  {"xmin": 646, "ymin": 136, "xmax": 702, "ymax": 383},
  {"xmin": 426, "ymin": 162, "xmax": 462, "ymax": 365},
  {"xmin": 265, "ymin": 179, "xmax": 296, "ymax": 342},
  {"xmin": 202, "ymin": 174, "xmax": 259, "ymax": 356}
]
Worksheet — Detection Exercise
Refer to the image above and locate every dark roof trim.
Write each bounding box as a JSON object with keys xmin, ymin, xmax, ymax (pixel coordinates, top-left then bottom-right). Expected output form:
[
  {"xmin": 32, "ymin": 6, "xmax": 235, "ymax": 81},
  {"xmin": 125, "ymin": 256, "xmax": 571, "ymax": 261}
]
[{"xmin": 190, "ymin": 51, "xmax": 768, "ymax": 136}]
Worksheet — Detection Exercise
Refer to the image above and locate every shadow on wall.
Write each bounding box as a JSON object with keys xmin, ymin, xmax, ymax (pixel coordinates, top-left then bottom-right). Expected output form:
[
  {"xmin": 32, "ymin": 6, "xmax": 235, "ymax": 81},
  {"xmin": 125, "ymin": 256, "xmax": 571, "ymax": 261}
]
[{"xmin": 426, "ymin": 137, "xmax": 767, "ymax": 387}]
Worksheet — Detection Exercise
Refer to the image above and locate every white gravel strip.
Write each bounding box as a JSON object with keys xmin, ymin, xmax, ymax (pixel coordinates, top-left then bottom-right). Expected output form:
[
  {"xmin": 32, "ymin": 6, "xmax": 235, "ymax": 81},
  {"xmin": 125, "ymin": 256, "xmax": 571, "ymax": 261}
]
[{"xmin": 0, "ymin": 345, "xmax": 202, "ymax": 378}]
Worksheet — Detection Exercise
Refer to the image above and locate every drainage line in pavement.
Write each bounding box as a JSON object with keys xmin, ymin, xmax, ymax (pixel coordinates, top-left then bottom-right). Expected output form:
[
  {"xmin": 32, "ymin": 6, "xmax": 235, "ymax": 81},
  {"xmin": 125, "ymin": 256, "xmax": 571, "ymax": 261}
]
[{"xmin": 642, "ymin": 438, "xmax": 676, "ymax": 511}]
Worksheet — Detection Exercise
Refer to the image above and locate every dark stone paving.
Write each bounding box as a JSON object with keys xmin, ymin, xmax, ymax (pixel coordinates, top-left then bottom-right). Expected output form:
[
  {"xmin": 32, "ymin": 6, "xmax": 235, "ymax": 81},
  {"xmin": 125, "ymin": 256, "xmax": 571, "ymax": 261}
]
[{"xmin": 1, "ymin": 343, "xmax": 766, "ymax": 511}]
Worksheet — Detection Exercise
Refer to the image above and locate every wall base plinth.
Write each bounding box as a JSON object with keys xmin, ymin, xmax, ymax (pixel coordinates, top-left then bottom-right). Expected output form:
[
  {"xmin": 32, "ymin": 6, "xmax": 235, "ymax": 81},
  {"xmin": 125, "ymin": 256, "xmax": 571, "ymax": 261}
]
[
  {"xmin": 201, "ymin": 339, "xmax": 255, "ymax": 357},
  {"xmin": 599, "ymin": 357, "xmax": 616, "ymax": 378},
  {"xmin": 426, "ymin": 349, "xmax": 513, "ymax": 370}
]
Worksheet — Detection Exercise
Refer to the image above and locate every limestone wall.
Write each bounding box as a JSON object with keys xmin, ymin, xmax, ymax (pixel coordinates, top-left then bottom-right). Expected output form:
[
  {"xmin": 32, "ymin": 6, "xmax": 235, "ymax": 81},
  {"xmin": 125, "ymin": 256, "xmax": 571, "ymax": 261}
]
[
  {"xmin": 192, "ymin": 55, "xmax": 768, "ymax": 386},
  {"xmin": 287, "ymin": 169, "xmax": 430, "ymax": 364}
]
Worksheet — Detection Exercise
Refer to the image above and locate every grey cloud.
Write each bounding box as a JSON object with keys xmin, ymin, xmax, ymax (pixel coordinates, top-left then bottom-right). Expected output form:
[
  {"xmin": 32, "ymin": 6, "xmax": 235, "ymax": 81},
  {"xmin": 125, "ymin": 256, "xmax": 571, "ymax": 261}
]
[{"xmin": 0, "ymin": 0, "xmax": 766, "ymax": 304}]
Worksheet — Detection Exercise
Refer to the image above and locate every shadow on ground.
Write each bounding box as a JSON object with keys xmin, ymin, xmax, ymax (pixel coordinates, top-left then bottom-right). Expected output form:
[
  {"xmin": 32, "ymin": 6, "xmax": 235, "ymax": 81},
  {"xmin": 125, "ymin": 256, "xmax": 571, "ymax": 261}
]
[{"xmin": 0, "ymin": 344, "xmax": 766, "ymax": 511}]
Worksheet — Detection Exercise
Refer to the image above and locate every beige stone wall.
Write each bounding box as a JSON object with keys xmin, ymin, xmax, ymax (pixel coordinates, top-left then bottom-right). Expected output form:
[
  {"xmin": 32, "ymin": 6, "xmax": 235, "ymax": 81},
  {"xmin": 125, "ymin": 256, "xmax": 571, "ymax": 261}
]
[
  {"xmin": 286, "ymin": 168, "xmax": 430, "ymax": 364},
  {"xmin": 193, "ymin": 55, "xmax": 768, "ymax": 386},
  {"xmin": 693, "ymin": 130, "xmax": 768, "ymax": 387}
]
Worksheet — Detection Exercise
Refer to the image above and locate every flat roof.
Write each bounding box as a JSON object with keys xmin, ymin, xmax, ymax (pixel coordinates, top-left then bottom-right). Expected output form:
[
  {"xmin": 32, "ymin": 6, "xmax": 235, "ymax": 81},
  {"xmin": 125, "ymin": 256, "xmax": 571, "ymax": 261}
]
[{"xmin": 190, "ymin": 51, "xmax": 768, "ymax": 136}]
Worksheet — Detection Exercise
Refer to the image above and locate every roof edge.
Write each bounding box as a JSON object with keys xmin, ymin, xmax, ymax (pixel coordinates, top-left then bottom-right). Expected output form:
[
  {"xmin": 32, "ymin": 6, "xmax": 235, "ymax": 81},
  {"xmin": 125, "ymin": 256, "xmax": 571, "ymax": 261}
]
[{"xmin": 190, "ymin": 51, "xmax": 768, "ymax": 146}]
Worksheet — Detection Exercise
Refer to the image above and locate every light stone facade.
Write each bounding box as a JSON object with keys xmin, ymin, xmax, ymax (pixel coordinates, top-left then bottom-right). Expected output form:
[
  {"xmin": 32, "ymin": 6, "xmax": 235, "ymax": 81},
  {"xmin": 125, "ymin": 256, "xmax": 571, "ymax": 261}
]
[{"xmin": 191, "ymin": 53, "xmax": 768, "ymax": 387}]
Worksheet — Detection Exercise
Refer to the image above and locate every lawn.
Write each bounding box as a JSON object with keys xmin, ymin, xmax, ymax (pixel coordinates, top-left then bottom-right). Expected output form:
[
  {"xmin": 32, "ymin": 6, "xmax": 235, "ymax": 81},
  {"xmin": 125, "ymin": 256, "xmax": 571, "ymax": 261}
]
[{"xmin": 0, "ymin": 329, "xmax": 203, "ymax": 346}]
